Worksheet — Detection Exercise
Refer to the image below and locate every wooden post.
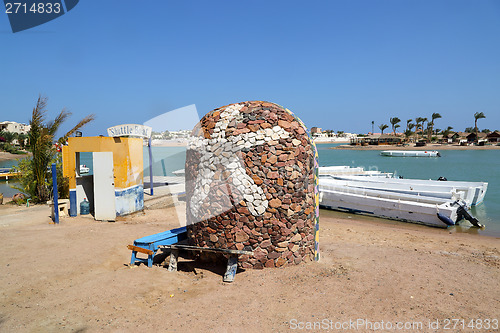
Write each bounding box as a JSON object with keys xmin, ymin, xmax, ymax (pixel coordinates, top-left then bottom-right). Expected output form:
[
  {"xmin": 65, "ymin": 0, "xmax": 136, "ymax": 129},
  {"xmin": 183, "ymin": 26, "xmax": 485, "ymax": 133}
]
[
  {"xmin": 51, "ymin": 163, "xmax": 59, "ymax": 224},
  {"xmin": 148, "ymin": 137, "xmax": 154, "ymax": 195},
  {"xmin": 223, "ymin": 255, "xmax": 238, "ymax": 283},
  {"xmin": 168, "ymin": 249, "xmax": 179, "ymax": 272}
]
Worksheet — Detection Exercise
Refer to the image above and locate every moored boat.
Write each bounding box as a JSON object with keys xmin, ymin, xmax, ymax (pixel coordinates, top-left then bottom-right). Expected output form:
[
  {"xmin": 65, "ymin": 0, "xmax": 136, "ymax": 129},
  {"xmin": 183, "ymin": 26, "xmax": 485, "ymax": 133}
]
[
  {"xmin": 319, "ymin": 188, "xmax": 461, "ymax": 227},
  {"xmin": 318, "ymin": 166, "xmax": 485, "ymax": 228},
  {"xmin": 324, "ymin": 174, "xmax": 488, "ymax": 207},
  {"xmin": 319, "ymin": 166, "xmax": 393, "ymax": 177},
  {"xmin": 381, "ymin": 150, "xmax": 441, "ymax": 157},
  {"xmin": 320, "ymin": 177, "xmax": 462, "ymax": 203},
  {"xmin": 80, "ymin": 165, "xmax": 90, "ymax": 174}
]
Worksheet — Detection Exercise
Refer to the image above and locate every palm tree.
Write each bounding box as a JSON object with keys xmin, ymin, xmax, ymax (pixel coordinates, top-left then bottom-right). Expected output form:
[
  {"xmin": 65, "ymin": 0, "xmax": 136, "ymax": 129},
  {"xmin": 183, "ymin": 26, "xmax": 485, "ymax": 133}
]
[
  {"xmin": 404, "ymin": 129, "xmax": 414, "ymax": 142},
  {"xmin": 421, "ymin": 117, "xmax": 428, "ymax": 137},
  {"xmin": 406, "ymin": 119, "xmax": 413, "ymax": 132},
  {"xmin": 406, "ymin": 123, "xmax": 415, "ymax": 142},
  {"xmin": 17, "ymin": 133, "xmax": 28, "ymax": 149},
  {"xmin": 22, "ymin": 95, "xmax": 95, "ymax": 203},
  {"xmin": 474, "ymin": 112, "xmax": 486, "ymax": 140},
  {"xmin": 0, "ymin": 131, "xmax": 17, "ymax": 145},
  {"xmin": 441, "ymin": 126, "xmax": 453, "ymax": 143},
  {"xmin": 415, "ymin": 117, "xmax": 424, "ymax": 140},
  {"xmin": 427, "ymin": 113, "xmax": 442, "ymax": 142},
  {"xmin": 442, "ymin": 126, "xmax": 453, "ymax": 137},
  {"xmin": 390, "ymin": 117, "xmax": 401, "ymax": 135},
  {"xmin": 0, "ymin": 131, "xmax": 20, "ymax": 153},
  {"xmin": 379, "ymin": 124, "xmax": 388, "ymax": 135}
]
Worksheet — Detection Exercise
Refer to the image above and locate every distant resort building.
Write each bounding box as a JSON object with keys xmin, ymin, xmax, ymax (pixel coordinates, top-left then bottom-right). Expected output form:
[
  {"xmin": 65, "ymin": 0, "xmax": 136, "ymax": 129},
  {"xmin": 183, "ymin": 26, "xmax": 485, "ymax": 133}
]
[
  {"xmin": 151, "ymin": 129, "xmax": 192, "ymax": 140},
  {"xmin": 466, "ymin": 132, "xmax": 487, "ymax": 143},
  {"xmin": 486, "ymin": 131, "xmax": 500, "ymax": 143},
  {"xmin": 443, "ymin": 133, "xmax": 456, "ymax": 143},
  {"xmin": 450, "ymin": 132, "xmax": 469, "ymax": 144},
  {"xmin": 310, "ymin": 127, "xmax": 322, "ymax": 135},
  {"xmin": 0, "ymin": 121, "xmax": 30, "ymax": 147},
  {"xmin": 149, "ymin": 129, "xmax": 194, "ymax": 146},
  {"xmin": 351, "ymin": 134, "xmax": 403, "ymax": 146},
  {"xmin": 0, "ymin": 121, "xmax": 30, "ymax": 134},
  {"xmin": 310, "ymin": 127, "xmax": 357, "ymax": 143}
]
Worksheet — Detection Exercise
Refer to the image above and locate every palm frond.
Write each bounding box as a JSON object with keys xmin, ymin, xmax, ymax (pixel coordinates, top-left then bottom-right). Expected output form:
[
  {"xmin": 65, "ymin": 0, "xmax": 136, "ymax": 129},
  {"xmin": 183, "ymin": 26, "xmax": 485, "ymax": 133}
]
[
  {"xmin": 30, "ymin": 95, "xmax": 47, "ymax": 127},
  {"xmin": 59, "ymin": 113, "xmax": 96, "ymax": 144},
  {"xmin": 48, "ymin": 108, "xmax": 72, "ymax": 136}
]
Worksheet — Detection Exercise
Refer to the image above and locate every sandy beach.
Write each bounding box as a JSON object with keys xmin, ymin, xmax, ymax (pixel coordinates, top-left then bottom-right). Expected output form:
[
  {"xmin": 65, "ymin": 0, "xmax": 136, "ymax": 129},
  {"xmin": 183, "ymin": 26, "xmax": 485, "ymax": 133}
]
[
  {"xmin": 0, "ymin": 151, "xmax": 29, "ymax": 162},
  {"xmin": 0, "ymin": 200, "xmax": 498, "ymax": 332}
]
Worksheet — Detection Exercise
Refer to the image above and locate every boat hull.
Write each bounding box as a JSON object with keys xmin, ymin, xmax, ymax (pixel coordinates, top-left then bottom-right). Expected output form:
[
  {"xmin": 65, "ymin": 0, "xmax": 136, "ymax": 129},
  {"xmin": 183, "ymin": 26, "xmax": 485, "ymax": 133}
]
[
  {"xmin": 381, "ymin": 150, "xmax": 440, "ymax": 157},
  {"xmin": 324, "ymin": 174, "xmax": 488, "ymax": 207},
  {"xmin": 319, "ymin": 189, "xmax": 458, "ymax": 228}
]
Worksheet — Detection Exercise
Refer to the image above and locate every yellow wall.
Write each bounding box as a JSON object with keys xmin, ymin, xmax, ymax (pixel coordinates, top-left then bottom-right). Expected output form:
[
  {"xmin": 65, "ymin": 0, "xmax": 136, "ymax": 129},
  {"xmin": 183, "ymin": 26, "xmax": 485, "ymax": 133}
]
[{"xmin": 63, "ymin": 137, "xmax": 143, "ymax": 190}]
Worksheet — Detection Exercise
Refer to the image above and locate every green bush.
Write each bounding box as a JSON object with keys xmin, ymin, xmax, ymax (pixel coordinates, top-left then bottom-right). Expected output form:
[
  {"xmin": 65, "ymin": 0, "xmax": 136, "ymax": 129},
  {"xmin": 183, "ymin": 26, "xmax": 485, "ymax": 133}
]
[{"xmin": 12, "ymin": 154, "xmax": 69, "ymax": 202}]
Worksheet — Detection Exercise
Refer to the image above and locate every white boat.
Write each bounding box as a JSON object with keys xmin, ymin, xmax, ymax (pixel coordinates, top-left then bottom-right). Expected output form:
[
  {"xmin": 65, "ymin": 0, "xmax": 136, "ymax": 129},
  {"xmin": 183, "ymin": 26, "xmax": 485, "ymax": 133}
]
[
  {"xmin": 381, "ymin": 150, "xmax": 441, "ymax": 157},
  {"xmin": 80, "ymin": 165, "xmax": 90, "ymax": 174},
  {"xmin": 318, "ymin": 166, "xmax": 485, "ymax": 228},
  {"xmin": 0, "ymin": 168, "xmax": 11, "ymax": 174},
  {"xmin": 324, "ymin": 174, "xmax": 488, "ymax": 207},
  {"xmin": 319, "ymin": 166, "xmax": 393, "ymax": 177},
  {"xmin": 319, "ymin": 188, "xmax": 462, "ymax": 228},
  {"xmin": 319, "ymin": 177, "xmax": 462, "ymax": 203}
]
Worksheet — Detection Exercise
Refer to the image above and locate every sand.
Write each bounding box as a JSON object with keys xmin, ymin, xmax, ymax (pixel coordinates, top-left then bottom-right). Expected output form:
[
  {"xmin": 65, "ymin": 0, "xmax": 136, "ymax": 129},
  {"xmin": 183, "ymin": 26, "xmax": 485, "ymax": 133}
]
[
  {"xmin": 0, "ymin": 200, "xmax": 498, "ymax": 332},
  {"xmin": 0, "ymin": 151, "xmax": 29, "ymax": 162}
]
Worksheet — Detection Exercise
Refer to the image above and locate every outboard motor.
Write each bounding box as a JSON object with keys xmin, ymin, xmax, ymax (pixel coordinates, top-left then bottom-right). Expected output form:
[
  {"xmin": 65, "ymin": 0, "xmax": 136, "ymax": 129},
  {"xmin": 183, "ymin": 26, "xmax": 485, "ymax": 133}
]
[{"xmin": 455, "ymin": 201, "xmax": 483, "ymax": 228}]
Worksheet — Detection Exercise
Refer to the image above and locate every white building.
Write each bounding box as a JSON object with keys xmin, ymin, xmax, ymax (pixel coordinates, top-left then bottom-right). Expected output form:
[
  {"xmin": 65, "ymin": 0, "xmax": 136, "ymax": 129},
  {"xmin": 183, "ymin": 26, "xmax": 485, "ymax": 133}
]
[{"xmin": 0, "ymin": 121, "xmax": 31, "ymax": 134}]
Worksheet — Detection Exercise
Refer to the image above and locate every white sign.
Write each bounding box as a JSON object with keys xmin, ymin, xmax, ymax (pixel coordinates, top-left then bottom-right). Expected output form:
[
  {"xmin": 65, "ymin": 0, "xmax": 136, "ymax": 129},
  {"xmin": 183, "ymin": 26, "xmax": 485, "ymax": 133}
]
[{"xmin": 107, "ymin": 124, "xmax": 152, "ymax": 138}]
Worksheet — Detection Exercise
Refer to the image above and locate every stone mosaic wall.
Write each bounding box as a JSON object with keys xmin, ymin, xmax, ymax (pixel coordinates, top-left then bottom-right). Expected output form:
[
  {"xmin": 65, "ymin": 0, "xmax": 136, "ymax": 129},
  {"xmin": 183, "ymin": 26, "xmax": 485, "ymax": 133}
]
[{"xmin": 185, "ymin": 101, "xmax": 319, "ymax": 268}]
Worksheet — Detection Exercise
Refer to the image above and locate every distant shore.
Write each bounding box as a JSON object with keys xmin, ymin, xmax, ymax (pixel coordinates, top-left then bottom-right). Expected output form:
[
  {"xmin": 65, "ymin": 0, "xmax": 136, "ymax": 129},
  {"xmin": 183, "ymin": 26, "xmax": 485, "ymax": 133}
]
[
  {"xmin": 313, "ymin": 139, "xmax": 350, "ymax": 144},
  {"xmin": 147, "ymin": 139, "xmax": 188, "ymax": 147},
  {"xmin": 0, "ymin": 151, "xmax": 29, "ymax": 162},
  {"xmin": 334, "ymin": 144, "xmax": 500, "ymax": 150}
]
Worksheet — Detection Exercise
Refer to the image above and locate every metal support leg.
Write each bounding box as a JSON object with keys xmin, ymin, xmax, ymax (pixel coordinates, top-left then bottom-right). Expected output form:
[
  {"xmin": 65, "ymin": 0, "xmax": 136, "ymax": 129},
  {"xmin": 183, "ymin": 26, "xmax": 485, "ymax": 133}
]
[
  {"xmin": 168, "ymin": 249, "xmax": 179, "ymax": 272},
  {"xmin": 130, "ymin": 251, "xmax": 137, "ymax": 266},
  {"xmin": 147, "ymin": 253, "xmax": 153, "ymax": 267},
  {"xmin": 223, "ymin": 255, "xmax": 238, "ymax": 283}
]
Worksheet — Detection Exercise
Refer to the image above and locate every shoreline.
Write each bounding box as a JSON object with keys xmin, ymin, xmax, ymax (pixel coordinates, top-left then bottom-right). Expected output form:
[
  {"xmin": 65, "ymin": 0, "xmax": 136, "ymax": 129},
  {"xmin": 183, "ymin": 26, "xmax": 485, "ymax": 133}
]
[
  {"xmin": 313, "ymin": 140, "xmax": 350, "ymax": 144},
  {"xmin": 334, "ymin": 143, "xmax": 500, "ymax": 150},
  {"xmin": 0, "ymin": 151, "xmax": 29, "ymax": 162}
]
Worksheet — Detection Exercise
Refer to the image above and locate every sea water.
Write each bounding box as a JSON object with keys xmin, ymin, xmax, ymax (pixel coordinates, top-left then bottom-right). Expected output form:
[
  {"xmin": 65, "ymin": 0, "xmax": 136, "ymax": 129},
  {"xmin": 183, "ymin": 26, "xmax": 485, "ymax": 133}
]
[
  {"xmin": 0, "ymin": 159, "xmax": 22, "ymax": 197},
  {"xmin": 2, "ymin": 145, "xmax": 499, "ymax": 236}
]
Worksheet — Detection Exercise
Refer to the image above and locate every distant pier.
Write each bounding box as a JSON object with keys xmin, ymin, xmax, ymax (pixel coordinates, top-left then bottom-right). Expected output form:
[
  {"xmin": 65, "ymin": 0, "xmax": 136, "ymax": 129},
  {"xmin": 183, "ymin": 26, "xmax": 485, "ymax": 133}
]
[{"xmin": 0, "ymin": 168, "xmax": 20, "ymax": 180}]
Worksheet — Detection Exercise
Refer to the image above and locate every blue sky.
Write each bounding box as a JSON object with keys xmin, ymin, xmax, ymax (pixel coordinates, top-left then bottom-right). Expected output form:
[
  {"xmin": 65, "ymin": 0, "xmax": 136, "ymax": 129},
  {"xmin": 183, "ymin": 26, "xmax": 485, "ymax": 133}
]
[{"xmin": 1, "ymin": 1, "xmax": 499, "ymax": 136}]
